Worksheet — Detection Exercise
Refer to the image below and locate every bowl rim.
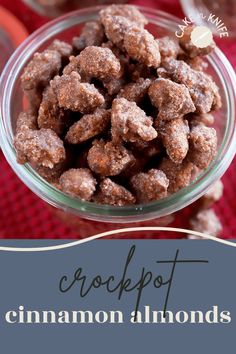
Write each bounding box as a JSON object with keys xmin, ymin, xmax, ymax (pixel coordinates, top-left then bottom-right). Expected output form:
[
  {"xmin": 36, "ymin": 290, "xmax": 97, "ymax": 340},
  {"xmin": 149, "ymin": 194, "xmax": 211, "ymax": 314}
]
[{"xmin": 0, "ymin": 5, "xmax": 236, "ymax": 223}]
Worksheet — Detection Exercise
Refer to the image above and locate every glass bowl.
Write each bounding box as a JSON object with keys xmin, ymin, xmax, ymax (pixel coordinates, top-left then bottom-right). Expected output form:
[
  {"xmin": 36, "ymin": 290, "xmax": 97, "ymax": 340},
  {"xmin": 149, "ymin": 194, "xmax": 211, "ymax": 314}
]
[{"xmin": 0, "ymin": 6, "xmax": 236, "ymax": 228}]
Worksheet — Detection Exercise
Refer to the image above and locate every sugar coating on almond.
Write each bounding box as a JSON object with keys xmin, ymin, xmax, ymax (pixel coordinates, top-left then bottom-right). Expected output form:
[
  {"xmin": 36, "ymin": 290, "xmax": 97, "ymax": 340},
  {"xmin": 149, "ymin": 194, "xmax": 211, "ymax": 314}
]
[
  {"xmin": 99, "ymin": 4, "xmax": 147, "ymax": 28},
  {"xmin": 159, "ymin": 158, "xmax": 194, "ymax": 193},
  {"xmin": 118, "ymin": 78, "xmax": 152, "ymax": 104},
  {"xmin": 21, "ymin": 50, "xmax": 61, "ymax": 91},
  {"xmin": 16, "ymin": 112, "xmax": 37, "ymax": 133},
  {"xmin": 124, "ymin": 26, "xmax": 161, "ymax": 68},
  {"xmin": 111, "ymin": 98, "xmax": 157, "ymax": 143},
  {"xmin": 178, "ymin": 54, "xmax": 208, "ymax": 72},
  {"xmin": 48, "ymin": 39, "xmax": 72, "ymax": 59},
  {"xmin": 130, "ymin": 169, "xmax": 169, "ymax": 203},
  {"xmin": 103, "ymin": 77, "xmax": 126, "ymax": 96},
  {"xmin": 101, "ymin": 15, "xmax": 132, "ymax": 50},
  {"xmin": 59, "ymin": 168, "xmax": 97, "ymax": 200},
  {"xmin": 157, "ymin": 36, "xmax": 180, "ymax": 61},
  {"xmin": 163, "ymin": 59, "xmax": 222, "ymax": 113},
  {"xmin": 157, "ymin": 118, "xmax": 190, "ymax": 164},
  {"xmin": 63, "ymin": 56, "xmax": 80, "ymax": 75},
  {"xmin": 77, "ymin": 46, "xmax": 122, "ymax": 80},
  {"xmin": 66, "ymin": 108, "xmax": 111, "ymax": 144},
  {"xmin": 93, "ymin": 178, "xmax": 136, "ymax": 206},
  {"xmin": 87, "ymin": 140, "xmax": 134, "ymax": 177},
  {"xmin": 51, "ymin": 72, "xmax": 104, "ymax": 113},
  {"xmin": 33, "ymin": 159, "xmax": 69, "ymax": 183},
  {"xmin": 38, "ymin": 86, "xmax": 70, "ymax": 136},
  {"xmin": 188, "ymin": 125, "xmax": 217, "ymax": 169},
  {"xmin": 148, "ymin": 78, "xmax": 196, "ymax": 120},
  {"xmin": 73, "ymin": 21, "xmax": 105, "ymax": 52},
  {"xmin": 14, "ymin": 128, "xmax": 65, "ymax": 168}
]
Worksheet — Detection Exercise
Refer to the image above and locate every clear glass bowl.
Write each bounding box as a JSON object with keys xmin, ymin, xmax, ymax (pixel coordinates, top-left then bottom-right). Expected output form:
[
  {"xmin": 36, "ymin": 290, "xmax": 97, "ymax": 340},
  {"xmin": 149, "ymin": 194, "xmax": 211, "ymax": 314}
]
[
  {"xmin": 180, "ymin": 0, "xmax": 236, "ymax": 37},
  {"xmin": 0, "ymin": 6, "xmax": 236, "ymax": 230}
]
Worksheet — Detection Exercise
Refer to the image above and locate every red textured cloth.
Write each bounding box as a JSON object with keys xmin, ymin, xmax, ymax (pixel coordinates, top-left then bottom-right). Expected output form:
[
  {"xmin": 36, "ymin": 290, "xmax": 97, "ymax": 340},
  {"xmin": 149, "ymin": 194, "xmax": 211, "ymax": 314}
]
[{"xmin": 0, "ymin": 0, "xmax": 235, "ymax": 238}]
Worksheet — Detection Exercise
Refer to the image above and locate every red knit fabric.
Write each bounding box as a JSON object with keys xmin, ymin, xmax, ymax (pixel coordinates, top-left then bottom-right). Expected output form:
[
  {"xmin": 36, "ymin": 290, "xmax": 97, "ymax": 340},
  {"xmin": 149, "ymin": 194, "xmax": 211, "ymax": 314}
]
[{"xmin": 0, "ymin": 0, "xmax": 235, "ymax": 238}]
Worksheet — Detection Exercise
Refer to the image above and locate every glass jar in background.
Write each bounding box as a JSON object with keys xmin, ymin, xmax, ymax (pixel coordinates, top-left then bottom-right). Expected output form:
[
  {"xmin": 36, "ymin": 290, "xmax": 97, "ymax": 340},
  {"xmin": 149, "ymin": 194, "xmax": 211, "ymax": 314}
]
[
  {"xmin": 0, "ymin": 7, "xmax": 235, "ymax": 238},
  {"xmin": 180, "ymin": 0, "xmax": 236, "ymax": 37},
  {"xmin": 23, "ymin": 0, "xmax": 127, "ymax": 18}
]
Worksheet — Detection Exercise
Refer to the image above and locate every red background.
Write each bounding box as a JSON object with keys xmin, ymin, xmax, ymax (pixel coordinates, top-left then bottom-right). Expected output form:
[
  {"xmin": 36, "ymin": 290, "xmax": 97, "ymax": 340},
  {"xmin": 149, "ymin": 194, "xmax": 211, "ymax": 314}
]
[{"xmin": 0, "ymin": 0, "xmax": 235, "ymax": 238}]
